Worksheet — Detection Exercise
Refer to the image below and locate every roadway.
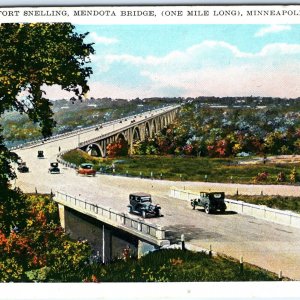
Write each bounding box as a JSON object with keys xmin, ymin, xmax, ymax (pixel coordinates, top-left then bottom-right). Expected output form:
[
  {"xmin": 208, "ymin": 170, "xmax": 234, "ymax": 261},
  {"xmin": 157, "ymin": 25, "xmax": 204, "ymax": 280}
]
[{"xmin": 13, "ymin": 107, "xmax": 300, "ymax": 280}]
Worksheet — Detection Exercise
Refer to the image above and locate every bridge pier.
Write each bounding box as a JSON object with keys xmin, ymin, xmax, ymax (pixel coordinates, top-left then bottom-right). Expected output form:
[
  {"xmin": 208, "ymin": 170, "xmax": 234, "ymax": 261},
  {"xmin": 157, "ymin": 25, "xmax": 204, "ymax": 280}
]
[
  {"xmin": 58, "ymin": 205, "xmax": 139, "ymax": 262},
  {"xmin": 102, "ymin": 224, "xmax": 112, "ymax": 263}
]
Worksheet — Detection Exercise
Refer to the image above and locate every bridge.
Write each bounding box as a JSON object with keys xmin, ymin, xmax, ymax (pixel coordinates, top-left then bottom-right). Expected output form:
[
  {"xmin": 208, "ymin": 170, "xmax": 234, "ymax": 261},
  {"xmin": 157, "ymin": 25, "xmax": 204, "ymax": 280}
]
[
  {"xmin": 55, "ymin": 191, "xmax": 169, "ymax": 262},
  {"xmin": 12, "ymin": 104, "xmax": 300, "ymax": 280},
  {"xmin": 78, "ymin": 105, "xmax": 178, "ymax": 157}
]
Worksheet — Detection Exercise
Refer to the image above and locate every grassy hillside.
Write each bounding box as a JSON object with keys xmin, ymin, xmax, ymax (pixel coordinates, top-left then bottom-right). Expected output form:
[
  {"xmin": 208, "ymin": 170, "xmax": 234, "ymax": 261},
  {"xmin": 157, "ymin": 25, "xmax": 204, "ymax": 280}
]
[{"xmin": 62, "ymin": 150, "xmax": 300, "ymax": 185}]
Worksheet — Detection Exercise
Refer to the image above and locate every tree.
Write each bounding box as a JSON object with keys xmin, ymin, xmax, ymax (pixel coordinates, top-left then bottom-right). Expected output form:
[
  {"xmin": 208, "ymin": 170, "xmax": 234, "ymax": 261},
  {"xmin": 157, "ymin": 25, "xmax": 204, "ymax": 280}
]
[
  {"xmin": 106, "ymin": 139, "xmax": 129, "ymax": 157},
  {"xmin": 0, "ymin": 23, "xmax": 94, "ymax": 231}
]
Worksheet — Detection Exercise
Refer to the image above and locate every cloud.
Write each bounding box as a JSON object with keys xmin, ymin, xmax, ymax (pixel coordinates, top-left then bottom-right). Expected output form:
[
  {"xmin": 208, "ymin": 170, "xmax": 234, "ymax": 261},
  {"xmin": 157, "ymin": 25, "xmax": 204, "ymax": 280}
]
[
  {"xmin": 96, "ymin": 40, "xmax": 300, "ymax": 99},
  {"xmin": 43, "ymin": 39, "xmax": 300, "ymax": 100},
  {"xmin": 255, "ymin": 25, "xmax": 291, "ymax": 37},
  {"xmin": 259, "ymin": 43, "xmax": 300, "ymax": 56},
  {"xmin": 100, "ymin": 40, "xmax": 300, "ymax": 72},
  {"xmin": 89, "ymin": 32, "xmax": 118, "ymax": 45}
]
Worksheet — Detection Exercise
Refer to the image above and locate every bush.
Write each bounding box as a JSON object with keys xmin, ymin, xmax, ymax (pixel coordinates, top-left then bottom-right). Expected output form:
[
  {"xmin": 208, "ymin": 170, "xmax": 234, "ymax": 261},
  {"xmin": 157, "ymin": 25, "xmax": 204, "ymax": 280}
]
[
  {"xmin": 276, "ymin": 172, "xmax": 286, "ymax": 182},
  {"xmin": 254, "ymin": 172, "xmax": 269, "ymax": 183}
]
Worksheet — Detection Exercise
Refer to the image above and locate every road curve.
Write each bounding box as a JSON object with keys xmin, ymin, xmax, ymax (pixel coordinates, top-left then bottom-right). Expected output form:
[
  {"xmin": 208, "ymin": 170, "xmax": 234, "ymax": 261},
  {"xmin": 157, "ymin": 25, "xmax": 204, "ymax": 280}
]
[{"xmin": 13, "ymin": 107, "xmax": 300, "ymax": 280}]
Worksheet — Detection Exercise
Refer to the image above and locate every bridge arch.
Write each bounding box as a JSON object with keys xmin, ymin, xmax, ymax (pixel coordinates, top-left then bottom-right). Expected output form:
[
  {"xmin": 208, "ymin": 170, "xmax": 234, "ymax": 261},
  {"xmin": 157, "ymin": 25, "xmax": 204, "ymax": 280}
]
[
  {"xmin": 86, "ymin": 143, "xmax": 105, "ymax": 157},
  {"xmin": 116, "ymin": 132, "xmax": 127, "ymax": 143},
  {"xmin": 132, "ymin": 126, "xmax": 141, "ymax": 142}
]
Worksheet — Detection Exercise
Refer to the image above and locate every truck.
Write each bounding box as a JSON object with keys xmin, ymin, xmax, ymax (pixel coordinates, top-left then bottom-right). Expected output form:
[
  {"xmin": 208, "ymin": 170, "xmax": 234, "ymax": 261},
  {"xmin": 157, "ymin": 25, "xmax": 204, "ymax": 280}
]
[{"xmin": 191, "ymin": 192, "xmax": 226, "ymax": 214}]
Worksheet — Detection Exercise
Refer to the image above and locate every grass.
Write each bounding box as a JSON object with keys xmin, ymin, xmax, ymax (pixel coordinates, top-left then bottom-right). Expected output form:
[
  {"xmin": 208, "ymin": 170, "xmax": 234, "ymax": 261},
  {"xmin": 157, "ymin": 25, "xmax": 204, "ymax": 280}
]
[
  {"xmin": 231, "ymin": 195, "xmax": 300, "ymax": 214},
  {"xmin": 86, "ymin": 249, "xmax": 282, "ymax": 282},
  {"xmin": 62, "ymin": 150, "xmax": 300, "ymax": 185}
]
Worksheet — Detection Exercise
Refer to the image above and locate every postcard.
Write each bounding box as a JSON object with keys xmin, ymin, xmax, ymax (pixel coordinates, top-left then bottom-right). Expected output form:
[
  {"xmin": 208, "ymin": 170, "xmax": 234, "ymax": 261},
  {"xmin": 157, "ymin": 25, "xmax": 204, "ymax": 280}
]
[{"xmin": 1, "ymin": 3, "xmax": 300, "ymax": 300}]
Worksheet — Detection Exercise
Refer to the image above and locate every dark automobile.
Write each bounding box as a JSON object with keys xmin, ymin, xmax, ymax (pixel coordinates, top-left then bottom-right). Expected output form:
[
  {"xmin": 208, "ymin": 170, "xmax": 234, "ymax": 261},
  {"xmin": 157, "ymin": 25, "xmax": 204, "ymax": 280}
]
[
  {"xmin": 48, "ymin": 162, "xmax": 60, "ymax": 174},
  {"xmin": 16, "ymin": 158, "xmax": 23, "ymax": 165},
  {"xmin": 17, "ymin": 162, "xmax": 29, "ymax": 173},
  {"xmin": 77, "ymin": 163, "xmax": 96, "ymax": 176},
  {"xmin": 11, "ymin": 152, "xmax": 21, "ymax": 164},
  {"xmin": 37, "ymin": 150, "xmax": 44, "ymax": 158},
  {"xmin": 127, "ymin": 193, "xmax": 161, "ymax": 218},
  {"xmin": 191, "ymin": 192, "xmax": 226, "ymax": 214}
]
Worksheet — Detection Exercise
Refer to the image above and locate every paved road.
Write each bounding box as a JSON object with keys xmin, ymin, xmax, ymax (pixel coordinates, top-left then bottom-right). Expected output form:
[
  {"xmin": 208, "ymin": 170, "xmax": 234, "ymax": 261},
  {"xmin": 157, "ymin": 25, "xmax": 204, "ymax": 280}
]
[{"xmin": 14, "ymin": 109, "xmax": 300, "ymax": 280}]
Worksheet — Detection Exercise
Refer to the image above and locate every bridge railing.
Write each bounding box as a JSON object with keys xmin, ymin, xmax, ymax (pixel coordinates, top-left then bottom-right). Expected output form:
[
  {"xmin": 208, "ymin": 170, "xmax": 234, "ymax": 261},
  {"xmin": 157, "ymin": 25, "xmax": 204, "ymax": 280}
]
[
  {"xmin": 9, "ymin": 105, "xmax": 178, "ymax": 151},
  {"xmin": 54, "ymin": 191, "xmax": 166, "ymax": 242}
]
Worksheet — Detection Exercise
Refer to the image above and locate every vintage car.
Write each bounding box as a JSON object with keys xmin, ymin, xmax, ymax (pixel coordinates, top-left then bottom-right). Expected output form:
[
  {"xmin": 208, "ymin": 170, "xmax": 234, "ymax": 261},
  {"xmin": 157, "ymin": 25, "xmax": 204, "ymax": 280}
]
[
  {"xmin": 127, "ymin": 193, "xmax": 161, "ymax": 218},
  {"xmin": 11, "ymin": 152, "xmax": 21, "ymax": 164},
  {"xmin": 191, "ymin": 192, "xmax": 226, "ymax": 214},
  {"xmin": 37, "ymin": 150, "xmax": 44, "ymax": 158},
  {"xmin": 77, "ymin": 163, "xmax": 96, "ymax": 176},
  {"xmin": 48, "ymin": 162, "xmax": 60, "ymax": 174},
  {"xmin": 17, "ymin": 162, "xmax": 29, "ymax": 173}
]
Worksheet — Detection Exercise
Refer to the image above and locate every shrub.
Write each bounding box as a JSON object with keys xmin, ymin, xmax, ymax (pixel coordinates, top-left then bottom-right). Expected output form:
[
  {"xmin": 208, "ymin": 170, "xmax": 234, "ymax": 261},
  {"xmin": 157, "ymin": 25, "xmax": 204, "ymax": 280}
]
[
  {"xmin": 289, "ymin": 167, "xmax": 298, "ymax": 183},
  {"xmin": 276, "ymin": 172, "xmax": 286, "ymax": 182},
  {"xmin": 254, "ymin": 172, "xmax": 269, "ymax": 183}
]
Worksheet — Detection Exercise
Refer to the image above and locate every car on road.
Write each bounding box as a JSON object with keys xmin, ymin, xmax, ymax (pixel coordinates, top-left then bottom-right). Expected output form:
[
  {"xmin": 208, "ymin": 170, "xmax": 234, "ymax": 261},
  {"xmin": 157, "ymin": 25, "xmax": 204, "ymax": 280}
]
[
  {"xmin": 48, "ymin": 162, "xmax": 60, "ymax": 174},
  {"xmin": 191, "ymin": 192, "xmax": 226, "ymax": 214},
  {"xmin": 37, "ymin": 150, "xmax": 44, "ymax": 158},
  {"xmin": 127, "ymin": 193, "xmax": 161, "ymax": 218},
  {"xmin": 17, "ymin": 162, "xmax": 29, "ymax": 173},
  {"xmin": 77, "ymin": 163, "xmax": 96, "ymax": 176}
]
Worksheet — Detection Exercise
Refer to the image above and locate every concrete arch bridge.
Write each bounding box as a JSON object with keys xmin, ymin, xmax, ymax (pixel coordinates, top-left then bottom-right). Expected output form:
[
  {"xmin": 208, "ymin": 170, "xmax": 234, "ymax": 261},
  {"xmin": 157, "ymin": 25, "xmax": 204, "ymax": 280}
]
[{"xmin": 78, "ymin": 105, "xmax": 179, "ymax": 157}]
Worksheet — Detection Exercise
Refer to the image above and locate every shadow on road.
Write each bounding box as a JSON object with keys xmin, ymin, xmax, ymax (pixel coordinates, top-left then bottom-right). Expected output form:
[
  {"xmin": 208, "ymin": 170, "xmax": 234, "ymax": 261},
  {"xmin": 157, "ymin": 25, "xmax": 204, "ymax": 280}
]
[
  {"xmin": 195, "ymin": 209, "xmax": 237, "ymax": 215},
  {"xmin": 165, "ymin": 224, "xmax": 224, "ymax": 244}
]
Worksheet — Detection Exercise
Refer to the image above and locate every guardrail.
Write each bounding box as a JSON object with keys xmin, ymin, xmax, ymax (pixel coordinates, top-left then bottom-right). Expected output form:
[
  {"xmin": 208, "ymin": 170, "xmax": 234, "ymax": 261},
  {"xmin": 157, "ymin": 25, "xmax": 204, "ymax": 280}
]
[
  {"xmin": 170, "ymin": 187, "xmax": 300, "ymax": 229},
  {"xmin": 9, "ymin": 105, "xmax": 178, "ymax": 151},
  {"xmin": 54, "ymin": 191, "xmax": 168, "ymax": 246}
]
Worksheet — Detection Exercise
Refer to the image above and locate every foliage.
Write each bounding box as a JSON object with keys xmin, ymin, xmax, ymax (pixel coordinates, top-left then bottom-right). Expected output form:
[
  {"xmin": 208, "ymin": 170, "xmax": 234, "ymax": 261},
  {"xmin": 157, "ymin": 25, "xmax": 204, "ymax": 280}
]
[
  {"xmin": 106, "ymin": 139, "xmax": 129, "ymax": 157},
  {"xmin": 0, "ymin": 23, "xmax": 94, "ymax": 135},
  {"xmin": 0, "ymin": 194, "xmax": 91, "ymax": 282},
  {"xmin": 62, "ymin": 149, "xmax": 99, "ymax": 166},
  {"xmin": 0, "ymin": 23, "xmax": 94, "ymax": 214},
  {"xmin": 0, "ymin": 186, "xmax": 28, "ymax": 235},
  {"xmin": 85, "ymin": 249, "xmax": 279, "ymax": 282},
  {"xmin": 133, "ymin": 102, "xmax": 300, "ymax": 157},
  {"xmin": 289, "ymin": 167, "xmax": 298, "ymax": 183},
  {"xmin": 62, "ymin": 150, "xmax": 300, "ymax": 185},
  {"xmin": 253, "ymin": 172, "xmax": 269, "ymax": 183},
  {"xmin": 276, "ymin": 172, "xmax": 286, "ymax": 182}
]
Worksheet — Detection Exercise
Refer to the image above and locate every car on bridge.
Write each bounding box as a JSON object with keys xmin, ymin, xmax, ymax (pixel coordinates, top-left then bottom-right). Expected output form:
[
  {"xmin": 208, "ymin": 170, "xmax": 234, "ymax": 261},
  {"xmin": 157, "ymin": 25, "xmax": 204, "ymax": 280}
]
[
  {"xmin": 191, "ymin": 192, "xmax": 226, "ymax": 214},
  {"xmin": 77, "ymin": 163, "xmax": 96, "ymax": 176},
  {"xmin": 17, "ymin": 162, "xmax": 29, "ymax": 173},
  {"xmin": 127, "ymin": 193, "xmax": 161, "ymax": 218},
  {"xmin": 37, "ymin": 150, "xmax": 44, "ymax": 159},
  {"xmin": 48, "ymin": 162, "xmax": 60, "ymax": 174}
]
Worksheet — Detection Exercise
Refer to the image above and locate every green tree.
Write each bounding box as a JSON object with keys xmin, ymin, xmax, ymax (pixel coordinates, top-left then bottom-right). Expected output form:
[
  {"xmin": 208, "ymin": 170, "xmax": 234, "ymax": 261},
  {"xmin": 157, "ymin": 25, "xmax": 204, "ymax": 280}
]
[{"xmin": 0, "ymin": 23, "xmax": 94, "ymax": 231}]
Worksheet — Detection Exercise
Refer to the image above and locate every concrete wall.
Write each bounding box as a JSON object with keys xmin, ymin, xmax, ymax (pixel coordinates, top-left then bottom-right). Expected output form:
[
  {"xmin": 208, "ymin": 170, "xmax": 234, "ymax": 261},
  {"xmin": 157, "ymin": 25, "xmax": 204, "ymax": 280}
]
[
  {"xmin": 170, "ymin": 187, "xmax": 300, "ymax": 229},
  {"xmin": 64, "ymin": 206, "xmax": 138, "ymax": 262}
]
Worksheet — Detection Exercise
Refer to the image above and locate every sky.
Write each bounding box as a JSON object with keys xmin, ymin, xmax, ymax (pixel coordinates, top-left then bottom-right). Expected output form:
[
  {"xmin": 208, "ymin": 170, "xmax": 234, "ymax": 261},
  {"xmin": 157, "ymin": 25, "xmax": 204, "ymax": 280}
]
[{"xmin": 46, "ymin": 24, "xmax": 300, "ymax": 100}]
